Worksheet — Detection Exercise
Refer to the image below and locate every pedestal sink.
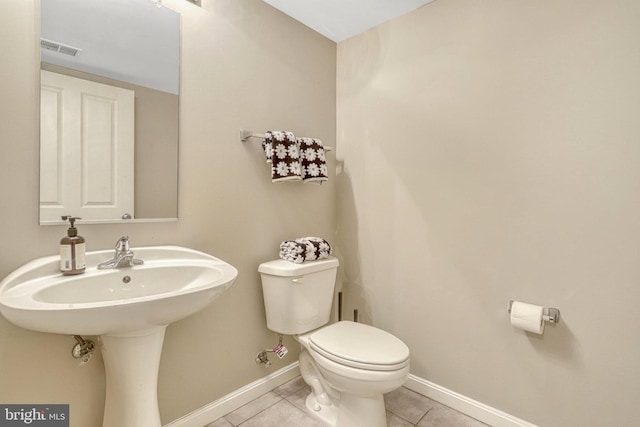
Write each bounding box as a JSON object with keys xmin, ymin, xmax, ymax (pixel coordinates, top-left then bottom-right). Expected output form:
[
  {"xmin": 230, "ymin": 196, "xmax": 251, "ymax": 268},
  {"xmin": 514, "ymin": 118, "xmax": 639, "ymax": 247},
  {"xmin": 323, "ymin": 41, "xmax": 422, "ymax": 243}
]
[{"xmin": 0, "ymin": 245, "xmax": 238, "ymax": 427}]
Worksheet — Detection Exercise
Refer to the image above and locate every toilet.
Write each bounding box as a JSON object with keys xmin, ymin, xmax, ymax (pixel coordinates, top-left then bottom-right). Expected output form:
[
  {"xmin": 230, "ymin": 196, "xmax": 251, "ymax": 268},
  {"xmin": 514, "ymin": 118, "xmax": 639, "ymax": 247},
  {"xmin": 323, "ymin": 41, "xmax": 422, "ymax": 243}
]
[{"xmin": 259, "ymin": 256, "xmax": 410, "ymax": 427}]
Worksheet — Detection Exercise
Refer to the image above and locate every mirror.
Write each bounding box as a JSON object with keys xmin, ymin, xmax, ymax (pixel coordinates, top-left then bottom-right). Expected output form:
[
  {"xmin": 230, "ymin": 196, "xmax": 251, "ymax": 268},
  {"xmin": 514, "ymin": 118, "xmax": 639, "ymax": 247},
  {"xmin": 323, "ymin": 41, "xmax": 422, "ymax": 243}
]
[{"xmin": 39, "ymin": 0, "xmax": 180, "ymax": 224}]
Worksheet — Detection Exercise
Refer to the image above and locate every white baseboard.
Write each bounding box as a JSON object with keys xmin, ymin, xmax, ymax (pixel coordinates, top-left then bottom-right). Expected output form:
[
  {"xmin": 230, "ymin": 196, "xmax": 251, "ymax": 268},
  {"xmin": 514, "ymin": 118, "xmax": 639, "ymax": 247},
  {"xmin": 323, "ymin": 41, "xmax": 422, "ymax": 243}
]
[
  {"xmin": 164, "ymin": 362, "xmax": 301, "ymax": 427},
  {"xmin": 404, "ymin": 375, "xmax": 538, "ymax": 427},
  {"xmin": 165, "ymin": 364, "xmax": 537, "ymax": 427}
]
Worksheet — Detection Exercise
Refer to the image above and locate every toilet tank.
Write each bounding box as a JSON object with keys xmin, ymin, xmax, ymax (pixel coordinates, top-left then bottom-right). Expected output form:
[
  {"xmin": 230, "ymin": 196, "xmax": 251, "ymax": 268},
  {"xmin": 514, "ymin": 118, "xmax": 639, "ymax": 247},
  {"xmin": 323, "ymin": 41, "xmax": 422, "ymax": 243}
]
[{"xmin": 258, "ymin": 257, "xmax": 339, "ymax": 335}]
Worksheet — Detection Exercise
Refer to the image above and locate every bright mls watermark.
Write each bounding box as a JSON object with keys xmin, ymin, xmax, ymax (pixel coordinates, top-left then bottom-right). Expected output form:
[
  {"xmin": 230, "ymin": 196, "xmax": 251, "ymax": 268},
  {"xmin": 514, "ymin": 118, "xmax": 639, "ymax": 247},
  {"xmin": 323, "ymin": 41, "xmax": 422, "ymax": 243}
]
[{"xmin": 0, "ymin": 405, "xmax": 68, "ymax": 426}]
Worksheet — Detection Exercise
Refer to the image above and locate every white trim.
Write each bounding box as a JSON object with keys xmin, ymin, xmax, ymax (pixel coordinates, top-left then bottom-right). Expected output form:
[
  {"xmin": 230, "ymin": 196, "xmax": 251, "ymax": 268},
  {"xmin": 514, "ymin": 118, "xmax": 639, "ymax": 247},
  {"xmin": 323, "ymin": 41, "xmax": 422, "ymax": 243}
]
[
  {"xmin": 40, "ymin": 217, "xmax": 178, "ymax": 226},
  {"xmin": 404, "ymin": 374, "xmax": 538, "ymax": 427},
  {"xmin": 164, "ymin": 362, "xmax": 301, "ymax": 427}
]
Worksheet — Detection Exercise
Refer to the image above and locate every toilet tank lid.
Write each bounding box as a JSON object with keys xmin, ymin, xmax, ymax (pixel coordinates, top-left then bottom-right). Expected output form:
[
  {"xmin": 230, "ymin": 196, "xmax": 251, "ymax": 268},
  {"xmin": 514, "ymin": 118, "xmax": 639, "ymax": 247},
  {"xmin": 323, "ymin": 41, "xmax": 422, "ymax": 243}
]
[{"xmin": 258, "ymin": 256, "xmax": 339, "ymax": 276}]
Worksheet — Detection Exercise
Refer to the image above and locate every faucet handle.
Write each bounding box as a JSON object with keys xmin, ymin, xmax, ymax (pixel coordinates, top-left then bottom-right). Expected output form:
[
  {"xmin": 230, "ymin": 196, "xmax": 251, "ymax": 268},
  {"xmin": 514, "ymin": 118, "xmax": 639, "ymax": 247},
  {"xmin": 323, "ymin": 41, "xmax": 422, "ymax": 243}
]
[{"xmin": 115, "ymin": 236, "xmax": 130, "ymax": 252}]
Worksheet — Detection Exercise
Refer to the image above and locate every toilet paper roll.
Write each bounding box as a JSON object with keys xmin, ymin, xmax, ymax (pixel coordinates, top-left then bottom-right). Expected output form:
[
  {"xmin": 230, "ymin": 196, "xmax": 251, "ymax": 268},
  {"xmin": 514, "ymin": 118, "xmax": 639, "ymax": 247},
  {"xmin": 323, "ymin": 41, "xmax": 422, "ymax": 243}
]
[{"xmin": 510, "ymin": 301, "xmax": 545, "ymax": 334}]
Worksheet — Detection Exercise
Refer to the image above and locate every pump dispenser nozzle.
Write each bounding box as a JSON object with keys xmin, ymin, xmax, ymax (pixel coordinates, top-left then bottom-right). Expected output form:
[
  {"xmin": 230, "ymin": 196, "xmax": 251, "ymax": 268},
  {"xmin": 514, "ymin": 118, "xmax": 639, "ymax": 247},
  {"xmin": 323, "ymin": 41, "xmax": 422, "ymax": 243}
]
[{"xmin": 61, "ymin": 216, "xmax": 81, "ymax": 237}]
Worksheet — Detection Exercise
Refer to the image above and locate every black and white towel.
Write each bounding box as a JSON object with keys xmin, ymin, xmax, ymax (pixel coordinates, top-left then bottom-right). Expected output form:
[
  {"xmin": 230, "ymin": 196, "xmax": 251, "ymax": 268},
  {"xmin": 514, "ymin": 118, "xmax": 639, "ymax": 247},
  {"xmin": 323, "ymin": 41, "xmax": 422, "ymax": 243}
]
[
  {"xmin": 279, "ymin": 237, "xmax": 332, "ymax": 263},
  {"xmin": 298, "ymin": 137, "xmax": 328, "ymax": 184},
  {"xmin": 262, "ymin": 131, "xmax": 302, "ymax": 182}
]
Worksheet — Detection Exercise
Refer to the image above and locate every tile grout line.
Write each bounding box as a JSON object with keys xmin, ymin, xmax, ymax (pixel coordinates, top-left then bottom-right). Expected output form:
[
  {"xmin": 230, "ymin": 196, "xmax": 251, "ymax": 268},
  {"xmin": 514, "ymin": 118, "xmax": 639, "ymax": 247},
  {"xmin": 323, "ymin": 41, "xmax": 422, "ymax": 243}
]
[
  {"xmin": 234, "ymin": 396, "xmax": 312, "ymax": 427},
  {"xmin": 223, "ymin": 390, "xmax": 284, "ymax": 427},
  {"xmin": 386, "ymin": 407, "xmax": 419, "ymax": 426},
  {"xmin": 414, "ymin": 405, "xmax": 434, "ymax": 426},
  {"xmin": 226, "ymin": 395, "xmax": 285, "ymax": 427}
]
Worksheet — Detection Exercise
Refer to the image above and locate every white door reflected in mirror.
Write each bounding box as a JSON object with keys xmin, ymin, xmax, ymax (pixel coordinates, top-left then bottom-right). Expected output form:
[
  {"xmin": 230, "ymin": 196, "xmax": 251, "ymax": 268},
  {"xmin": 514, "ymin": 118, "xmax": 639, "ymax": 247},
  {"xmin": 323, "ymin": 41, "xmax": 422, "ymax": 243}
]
[{"xmin": 40, "ymin": 70, "xmax": 135, "ymax": 222}]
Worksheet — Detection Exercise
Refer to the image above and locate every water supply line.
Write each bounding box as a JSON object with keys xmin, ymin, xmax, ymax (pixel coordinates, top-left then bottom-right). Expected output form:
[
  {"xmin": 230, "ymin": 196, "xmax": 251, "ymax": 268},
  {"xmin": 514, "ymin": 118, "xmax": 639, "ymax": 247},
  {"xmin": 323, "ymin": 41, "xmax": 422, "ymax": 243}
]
[
  {"xmin": 255, "ymin": 334, "xmax": 288, "ymax": 368},
  {"xmin": 71, "ymin": 335, "xmax": 95, "ymax": 363}
]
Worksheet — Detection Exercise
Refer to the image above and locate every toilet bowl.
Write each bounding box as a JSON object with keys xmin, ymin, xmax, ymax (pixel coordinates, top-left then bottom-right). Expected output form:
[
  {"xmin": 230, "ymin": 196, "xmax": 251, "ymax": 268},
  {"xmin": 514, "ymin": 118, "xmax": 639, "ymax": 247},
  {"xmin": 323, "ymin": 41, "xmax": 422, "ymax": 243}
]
[
  {"xmin": 258, "ymin": 257, "xmax": 410, "ymax": 427},
  {"xmin": 297, "ymin": 321, "xmax": 410, "ymax": 427}
]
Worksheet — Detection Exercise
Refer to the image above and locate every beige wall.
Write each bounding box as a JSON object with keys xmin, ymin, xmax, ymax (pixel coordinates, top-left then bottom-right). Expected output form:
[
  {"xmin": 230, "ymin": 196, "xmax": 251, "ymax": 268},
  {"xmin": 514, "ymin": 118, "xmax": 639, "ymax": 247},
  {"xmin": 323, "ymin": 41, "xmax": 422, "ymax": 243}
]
[
  {"xmin": 0, "ymin": 0, "xmax": 335, "ymax": 425},
  {"xmin": 336, "ymin": 0, "xmax": 640, "ymax": 426}
]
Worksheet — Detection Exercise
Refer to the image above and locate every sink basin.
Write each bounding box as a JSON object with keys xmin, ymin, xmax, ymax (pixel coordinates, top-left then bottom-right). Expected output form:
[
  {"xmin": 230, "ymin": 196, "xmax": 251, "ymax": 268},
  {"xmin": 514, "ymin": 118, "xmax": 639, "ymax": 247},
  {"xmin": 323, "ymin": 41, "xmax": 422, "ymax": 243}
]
[
  {"xmin": 0, "ymin": 245, "xmax": 238, "ymax": 427},
  {"xmin": 34, "ymin": 265, "xmax": 223, "ymax": 304},
  {"xmin": 0, "ymin": 245, "xmax": 238, "ymax": 335}
]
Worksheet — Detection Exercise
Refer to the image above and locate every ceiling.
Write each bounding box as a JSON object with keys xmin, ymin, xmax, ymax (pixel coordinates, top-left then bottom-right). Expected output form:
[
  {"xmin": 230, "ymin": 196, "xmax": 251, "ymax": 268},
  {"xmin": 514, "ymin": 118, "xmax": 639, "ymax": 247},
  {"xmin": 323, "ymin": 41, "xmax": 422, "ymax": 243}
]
[
  {"xmin": 263, "ymin": 0, "xmax": 435, "ymax": 42},
  {"xmin": 41, "ymin": 0, "xmax": 180, "ymax": 94},
  {"xmin": 40, "ymin": 0, "xmax": 433, "ymax": 93}
]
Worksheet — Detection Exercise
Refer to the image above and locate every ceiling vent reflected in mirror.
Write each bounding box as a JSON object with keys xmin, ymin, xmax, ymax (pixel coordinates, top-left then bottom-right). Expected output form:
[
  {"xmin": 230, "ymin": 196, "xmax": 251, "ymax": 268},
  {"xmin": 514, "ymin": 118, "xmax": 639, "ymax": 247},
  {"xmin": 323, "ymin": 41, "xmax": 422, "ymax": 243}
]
[{"xmin": 40, "ymin": 38, "xmax": 82, "ymax": 57}]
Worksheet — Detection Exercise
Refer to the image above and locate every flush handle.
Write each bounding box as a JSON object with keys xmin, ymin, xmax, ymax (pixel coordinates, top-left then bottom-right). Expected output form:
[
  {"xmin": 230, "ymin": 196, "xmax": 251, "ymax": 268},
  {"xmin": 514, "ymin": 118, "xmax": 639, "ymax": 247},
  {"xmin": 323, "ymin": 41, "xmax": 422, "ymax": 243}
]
[{"xmin": 291, "ymin": 276, "xmax": 304, "ymax": 284}]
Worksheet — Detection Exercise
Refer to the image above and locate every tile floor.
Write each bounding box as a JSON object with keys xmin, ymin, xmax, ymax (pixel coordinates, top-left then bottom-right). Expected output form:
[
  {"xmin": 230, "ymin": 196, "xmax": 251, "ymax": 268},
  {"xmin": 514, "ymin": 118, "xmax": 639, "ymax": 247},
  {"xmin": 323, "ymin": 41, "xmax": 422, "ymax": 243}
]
[{"xmin": 205, "ymin": 376, "xmax": 489, "ymax": 427}]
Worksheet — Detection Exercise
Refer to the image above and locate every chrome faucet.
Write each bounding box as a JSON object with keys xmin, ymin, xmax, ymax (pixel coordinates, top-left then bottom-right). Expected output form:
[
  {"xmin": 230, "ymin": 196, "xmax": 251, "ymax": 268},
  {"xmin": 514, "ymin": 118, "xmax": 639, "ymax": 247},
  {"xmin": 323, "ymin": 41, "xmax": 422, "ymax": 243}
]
[{"xmin": 97, "ymin": 236, "xmax": 144, "ymax": 269}]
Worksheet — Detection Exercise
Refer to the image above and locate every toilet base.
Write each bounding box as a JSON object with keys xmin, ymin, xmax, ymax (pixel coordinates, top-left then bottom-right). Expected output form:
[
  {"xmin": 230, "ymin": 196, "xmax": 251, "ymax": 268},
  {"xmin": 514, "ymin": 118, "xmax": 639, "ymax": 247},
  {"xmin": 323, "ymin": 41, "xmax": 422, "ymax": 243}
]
[
  {"xmin": 305, "ymin": 394, "xmax": 337, "ymax": 426},
  {"xmin": 305, "ymin": 391, "xmax": 387, "ymax": 427}
]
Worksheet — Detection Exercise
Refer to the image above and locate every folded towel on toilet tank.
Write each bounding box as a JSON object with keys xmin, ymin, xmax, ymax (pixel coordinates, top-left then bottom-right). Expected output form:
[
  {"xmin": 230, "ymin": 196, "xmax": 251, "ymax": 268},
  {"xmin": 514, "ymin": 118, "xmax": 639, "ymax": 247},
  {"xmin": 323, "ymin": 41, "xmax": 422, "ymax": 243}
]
[{"xmin": 279, "ymin": 237, "xmax": 332, "ymax": 263}]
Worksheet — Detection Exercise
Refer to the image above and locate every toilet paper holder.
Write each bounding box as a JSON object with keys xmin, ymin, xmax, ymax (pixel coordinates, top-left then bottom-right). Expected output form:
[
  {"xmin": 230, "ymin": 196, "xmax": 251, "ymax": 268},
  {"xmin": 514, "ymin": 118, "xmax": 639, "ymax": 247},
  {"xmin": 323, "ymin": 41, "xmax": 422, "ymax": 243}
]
[{"xmin": 508, "ymin": 300, "xmax": 560, "ymax": 324}]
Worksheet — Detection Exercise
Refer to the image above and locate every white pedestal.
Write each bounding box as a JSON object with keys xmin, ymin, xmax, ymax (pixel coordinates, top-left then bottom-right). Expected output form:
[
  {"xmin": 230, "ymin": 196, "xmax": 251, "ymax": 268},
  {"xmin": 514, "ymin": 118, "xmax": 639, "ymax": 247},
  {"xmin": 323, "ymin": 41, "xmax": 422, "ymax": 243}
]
[{"xmin": 98, "ymin": 326, "xmax": 167, "ymax": 427}]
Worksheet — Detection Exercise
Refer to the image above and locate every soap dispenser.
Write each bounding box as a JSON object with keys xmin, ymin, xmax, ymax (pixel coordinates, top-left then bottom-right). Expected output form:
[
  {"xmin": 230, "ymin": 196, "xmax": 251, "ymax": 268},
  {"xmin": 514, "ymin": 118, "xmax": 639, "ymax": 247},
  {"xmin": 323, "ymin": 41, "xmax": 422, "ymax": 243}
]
[{"xmin": 60, "ymin": 216, "xmax": 86, "ymax": 275}]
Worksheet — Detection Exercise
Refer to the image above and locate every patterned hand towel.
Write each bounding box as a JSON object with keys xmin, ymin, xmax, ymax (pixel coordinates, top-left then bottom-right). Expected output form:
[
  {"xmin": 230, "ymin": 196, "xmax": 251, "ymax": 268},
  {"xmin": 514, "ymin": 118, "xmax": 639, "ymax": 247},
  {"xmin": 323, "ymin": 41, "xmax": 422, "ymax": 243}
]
[
  {"xmin": 298, "ymin": 137, "xmax": 328, "ymax": 184},
  {"xmin": 279, "ymin": 237, "xmax": 332, "ymax": 263},
  {"xmin": 262, "ymin": 131, "xmax": 302, "ymax": 182}
]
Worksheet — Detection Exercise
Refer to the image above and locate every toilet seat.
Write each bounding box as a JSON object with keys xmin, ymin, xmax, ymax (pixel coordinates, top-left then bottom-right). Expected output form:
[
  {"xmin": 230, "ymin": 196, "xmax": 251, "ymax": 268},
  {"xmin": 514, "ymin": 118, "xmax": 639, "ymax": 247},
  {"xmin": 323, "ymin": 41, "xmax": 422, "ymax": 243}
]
[{"xmin": 308, "ymin": 321, "xmax": 410, "ymax": 371}]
